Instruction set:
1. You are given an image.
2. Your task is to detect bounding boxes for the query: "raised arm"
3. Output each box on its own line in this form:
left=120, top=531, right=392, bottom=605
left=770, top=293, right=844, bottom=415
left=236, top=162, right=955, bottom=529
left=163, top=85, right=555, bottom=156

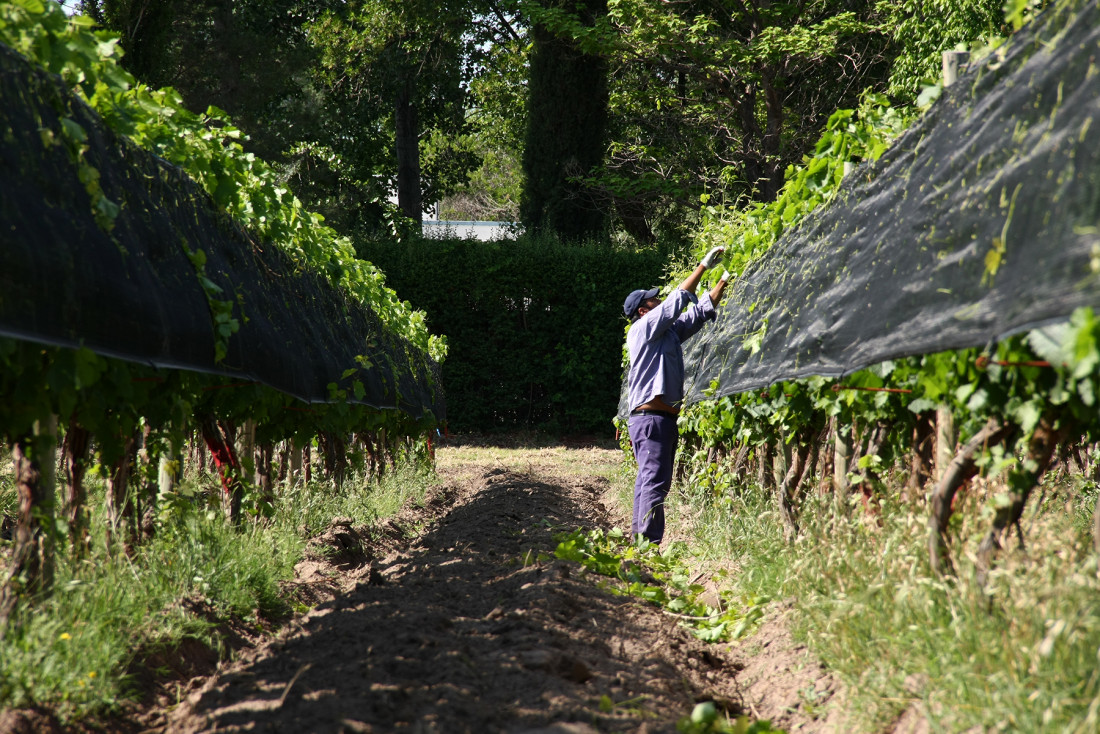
left=709, top=270, right=731, bottom=304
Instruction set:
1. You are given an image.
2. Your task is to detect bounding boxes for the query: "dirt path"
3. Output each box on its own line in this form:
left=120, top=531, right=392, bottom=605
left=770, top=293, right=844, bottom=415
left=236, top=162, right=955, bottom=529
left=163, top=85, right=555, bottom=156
left=153, top=440, right=843, bottom=734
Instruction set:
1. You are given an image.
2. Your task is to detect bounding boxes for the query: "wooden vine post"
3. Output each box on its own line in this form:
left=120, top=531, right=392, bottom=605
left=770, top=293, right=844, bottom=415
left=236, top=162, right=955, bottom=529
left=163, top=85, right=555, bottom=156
left=240, top=419, right=256, bottom=488
left=257, top=441, right=274, bottom=507
left=755, top=442, right=771, bottom=494
left=833, top=419, right=852, bottom=512
left=1094, top=491, right=1100, bottom=556
left=158, top=434, right=181, bottom=500
left=934, top=406, right=955, bottom=485
left=288, top=440, right=303, bottom=487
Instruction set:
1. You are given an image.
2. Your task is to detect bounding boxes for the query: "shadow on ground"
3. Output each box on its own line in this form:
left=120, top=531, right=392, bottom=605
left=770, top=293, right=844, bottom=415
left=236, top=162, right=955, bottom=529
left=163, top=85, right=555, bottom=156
left=163, top=467, right=743, bottom=734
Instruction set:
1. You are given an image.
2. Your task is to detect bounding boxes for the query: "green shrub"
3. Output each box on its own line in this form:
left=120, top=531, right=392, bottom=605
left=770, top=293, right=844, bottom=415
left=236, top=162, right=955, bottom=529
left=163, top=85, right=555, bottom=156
left=357, top=232, right=672, bottom=433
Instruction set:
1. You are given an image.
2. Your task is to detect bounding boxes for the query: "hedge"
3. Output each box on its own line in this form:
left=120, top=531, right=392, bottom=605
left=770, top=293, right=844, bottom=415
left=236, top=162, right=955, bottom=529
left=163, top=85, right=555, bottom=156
left=356, top=234, right=670, bottom=434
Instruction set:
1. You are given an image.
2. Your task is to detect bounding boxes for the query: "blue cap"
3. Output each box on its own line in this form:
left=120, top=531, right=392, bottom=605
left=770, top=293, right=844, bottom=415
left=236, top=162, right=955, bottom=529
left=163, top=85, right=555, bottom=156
left=623, top=287, right=660, bottom=318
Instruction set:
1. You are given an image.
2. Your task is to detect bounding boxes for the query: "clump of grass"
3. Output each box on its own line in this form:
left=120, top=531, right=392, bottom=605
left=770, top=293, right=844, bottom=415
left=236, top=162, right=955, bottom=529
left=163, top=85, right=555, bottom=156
left=272, top=461, right=435, bottom=537
left=651, top=461, right=1100, bottom=733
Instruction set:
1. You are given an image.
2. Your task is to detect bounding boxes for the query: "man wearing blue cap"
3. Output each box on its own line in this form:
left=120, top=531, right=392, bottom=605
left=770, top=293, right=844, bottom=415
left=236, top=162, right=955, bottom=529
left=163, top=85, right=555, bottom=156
left=623, top=246, right=729, bottom=545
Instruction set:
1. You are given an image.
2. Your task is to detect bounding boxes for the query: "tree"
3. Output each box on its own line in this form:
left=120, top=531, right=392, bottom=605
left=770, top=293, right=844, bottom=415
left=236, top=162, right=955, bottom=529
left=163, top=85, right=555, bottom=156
left=882, top=0, right=1016, bottom=100
left=531, top=0, right=1028, bottom=244
left=79, top=0, right=483, bottom=232
left=439, top=10, right=529, bottom=223
left=520, top=0, right=610, bottom=240
left=310, top=0, right=483, bottom=224
left=526, top=0, right=891, bottom=242
left=77, top=0, right=382, bottom=230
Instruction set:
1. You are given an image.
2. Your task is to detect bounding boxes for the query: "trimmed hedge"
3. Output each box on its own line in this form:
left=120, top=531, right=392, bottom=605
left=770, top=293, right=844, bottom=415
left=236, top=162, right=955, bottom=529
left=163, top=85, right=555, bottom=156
left=356, top=235, right=670, bottom=434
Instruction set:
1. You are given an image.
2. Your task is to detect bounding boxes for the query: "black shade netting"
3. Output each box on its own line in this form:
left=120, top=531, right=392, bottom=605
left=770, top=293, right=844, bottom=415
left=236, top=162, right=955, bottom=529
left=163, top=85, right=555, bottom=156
left=0, top=44, right=443, bottom=421
left=620, top=0, right=1100, bottom=416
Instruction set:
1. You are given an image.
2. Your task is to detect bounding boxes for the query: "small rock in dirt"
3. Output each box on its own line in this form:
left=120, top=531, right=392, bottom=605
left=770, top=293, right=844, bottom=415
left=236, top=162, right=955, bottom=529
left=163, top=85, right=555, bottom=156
left=517, top=649, right=558, bottom=670
left=515, top=650, right=592, bottom=684
left=339, top=719, right=373, bottom=733
left=561, top=657, right=592, bottom=684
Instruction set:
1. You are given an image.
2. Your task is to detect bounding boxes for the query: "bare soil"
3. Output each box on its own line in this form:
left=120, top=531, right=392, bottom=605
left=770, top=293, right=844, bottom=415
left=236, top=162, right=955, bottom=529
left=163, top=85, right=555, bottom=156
left=11, top=437, right=852, bottom=733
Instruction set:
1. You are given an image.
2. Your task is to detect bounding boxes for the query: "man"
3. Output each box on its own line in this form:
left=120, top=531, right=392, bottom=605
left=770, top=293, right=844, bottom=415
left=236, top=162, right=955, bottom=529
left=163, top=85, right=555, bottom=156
left=623, top=246, right=729, bottom=545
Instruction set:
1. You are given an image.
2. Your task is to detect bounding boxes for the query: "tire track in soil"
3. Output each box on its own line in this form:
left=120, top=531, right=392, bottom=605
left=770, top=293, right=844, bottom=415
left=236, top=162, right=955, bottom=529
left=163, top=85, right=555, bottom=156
left=160, top=466, right=748, bottom=734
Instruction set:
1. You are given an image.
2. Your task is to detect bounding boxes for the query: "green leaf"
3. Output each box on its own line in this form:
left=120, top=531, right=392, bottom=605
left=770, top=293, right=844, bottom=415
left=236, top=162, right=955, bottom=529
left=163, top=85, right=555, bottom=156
left=12, top=0, right=46, bottom=13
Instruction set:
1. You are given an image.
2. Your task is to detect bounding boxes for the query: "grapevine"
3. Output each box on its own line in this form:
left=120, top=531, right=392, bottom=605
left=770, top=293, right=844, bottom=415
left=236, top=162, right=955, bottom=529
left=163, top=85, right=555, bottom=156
left=0, top=0, right=446, bottom=631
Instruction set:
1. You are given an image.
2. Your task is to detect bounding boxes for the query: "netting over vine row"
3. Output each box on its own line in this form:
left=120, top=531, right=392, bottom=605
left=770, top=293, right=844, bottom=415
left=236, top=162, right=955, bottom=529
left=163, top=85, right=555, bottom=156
left=0, top=44, right=442, bottom=420
left=636, top=0, right=1100, bottom=411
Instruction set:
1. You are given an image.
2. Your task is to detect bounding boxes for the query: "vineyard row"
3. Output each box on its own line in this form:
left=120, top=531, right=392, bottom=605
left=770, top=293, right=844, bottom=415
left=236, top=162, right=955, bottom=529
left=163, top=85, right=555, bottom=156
left=655, top=311, right=1100, bottom=579
left=0, top=337, right=435, bottom=629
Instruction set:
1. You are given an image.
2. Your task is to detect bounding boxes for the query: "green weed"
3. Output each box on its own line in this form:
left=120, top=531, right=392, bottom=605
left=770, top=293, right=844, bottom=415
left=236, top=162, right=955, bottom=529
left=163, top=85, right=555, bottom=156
left=554, top=525, right=767, bottom=644
left=0, top=460, right=434, bottom=721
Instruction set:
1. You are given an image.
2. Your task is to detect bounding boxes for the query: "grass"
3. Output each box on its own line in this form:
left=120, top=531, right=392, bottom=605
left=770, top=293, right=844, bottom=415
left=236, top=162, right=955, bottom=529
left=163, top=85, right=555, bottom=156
left=0, top=457, right=435, bottom=721
left=644, top=454, right=1100, bottom=733
left=434, top=431, right=623, bottom=484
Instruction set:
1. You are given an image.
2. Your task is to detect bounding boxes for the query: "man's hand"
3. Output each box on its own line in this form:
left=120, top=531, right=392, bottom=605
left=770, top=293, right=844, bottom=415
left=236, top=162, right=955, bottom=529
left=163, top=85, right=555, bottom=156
left=700, top=246, right=725, bottom=269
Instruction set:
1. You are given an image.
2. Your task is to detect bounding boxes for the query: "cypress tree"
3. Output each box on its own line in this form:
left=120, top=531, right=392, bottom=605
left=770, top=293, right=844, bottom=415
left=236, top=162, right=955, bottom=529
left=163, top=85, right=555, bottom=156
left=520, top=0, right=608, bottom=240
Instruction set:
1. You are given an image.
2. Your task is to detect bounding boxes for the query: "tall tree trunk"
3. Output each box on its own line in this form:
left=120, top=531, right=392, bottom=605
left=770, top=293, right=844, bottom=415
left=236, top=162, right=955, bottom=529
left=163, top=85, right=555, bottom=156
left=395, top=75, right=422, bottom=224
left=759, top=67, right=785, bottom=200
left=520, top=0, right=609, bottom=239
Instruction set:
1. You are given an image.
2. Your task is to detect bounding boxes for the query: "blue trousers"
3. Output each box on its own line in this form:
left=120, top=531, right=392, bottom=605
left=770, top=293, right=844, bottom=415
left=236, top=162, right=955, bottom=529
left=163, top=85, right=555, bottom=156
left=627, top=413, right=678, bottom=544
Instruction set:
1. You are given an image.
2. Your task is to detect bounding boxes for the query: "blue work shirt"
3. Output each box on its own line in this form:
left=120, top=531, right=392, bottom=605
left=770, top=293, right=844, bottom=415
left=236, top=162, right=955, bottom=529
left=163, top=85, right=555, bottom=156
left=626, top=289, right=717, bottom=411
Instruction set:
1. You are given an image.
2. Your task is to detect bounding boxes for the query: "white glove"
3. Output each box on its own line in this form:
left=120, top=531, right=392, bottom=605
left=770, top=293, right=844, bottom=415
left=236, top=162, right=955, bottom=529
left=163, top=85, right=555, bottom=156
left=700, top=246, right=725, bottom=269
left=720, top=270, right=731, bottom=282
